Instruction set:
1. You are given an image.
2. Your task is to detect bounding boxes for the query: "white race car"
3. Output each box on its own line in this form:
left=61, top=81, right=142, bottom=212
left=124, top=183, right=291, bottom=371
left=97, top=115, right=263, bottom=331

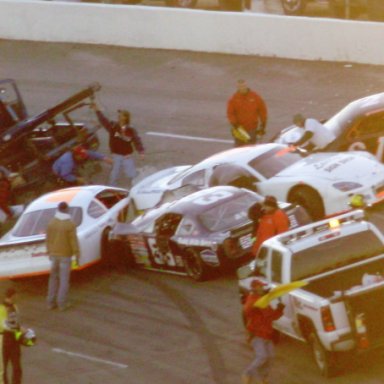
left=130, top=143, right=384, bottom=220
left=0, top=185, right=130, bottom=280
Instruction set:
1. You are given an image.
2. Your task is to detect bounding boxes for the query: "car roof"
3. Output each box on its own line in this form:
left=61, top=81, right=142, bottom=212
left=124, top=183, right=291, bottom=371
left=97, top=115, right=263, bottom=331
left=24, top=185, right=126, bottom=213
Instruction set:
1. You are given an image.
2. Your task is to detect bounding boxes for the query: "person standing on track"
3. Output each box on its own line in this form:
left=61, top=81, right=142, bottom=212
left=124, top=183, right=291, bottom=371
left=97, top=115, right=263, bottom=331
left=227, top=79, right=268, bottom=147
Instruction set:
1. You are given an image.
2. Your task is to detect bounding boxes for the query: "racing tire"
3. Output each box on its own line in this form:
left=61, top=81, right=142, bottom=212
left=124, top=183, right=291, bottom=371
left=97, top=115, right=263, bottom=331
left=101, top=228, right=113, bottom=266
left=183, top=248, right=209, bottom=282
left=288, top=186, right=325, bottom=221
left=309, top=333, right=338, bottom=378
left=280, top=0, right=306, bottom=15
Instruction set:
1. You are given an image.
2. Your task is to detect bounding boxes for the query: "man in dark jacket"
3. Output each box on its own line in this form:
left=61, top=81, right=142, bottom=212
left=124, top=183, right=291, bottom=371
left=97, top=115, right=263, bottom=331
left=46, top=202, right=79, bottom=311
left=91, top=102, right=144, bottom=187
left=242, top=279, right=284, bottom=384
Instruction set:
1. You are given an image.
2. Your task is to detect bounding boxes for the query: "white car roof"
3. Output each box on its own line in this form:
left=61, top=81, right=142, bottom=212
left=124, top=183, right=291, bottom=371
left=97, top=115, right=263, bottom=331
left=24, top=185, right=123, bottom=213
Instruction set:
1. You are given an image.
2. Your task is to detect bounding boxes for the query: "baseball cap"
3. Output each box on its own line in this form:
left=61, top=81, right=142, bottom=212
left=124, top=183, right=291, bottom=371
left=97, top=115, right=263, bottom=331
left=73, top=146, right=88, bottom=160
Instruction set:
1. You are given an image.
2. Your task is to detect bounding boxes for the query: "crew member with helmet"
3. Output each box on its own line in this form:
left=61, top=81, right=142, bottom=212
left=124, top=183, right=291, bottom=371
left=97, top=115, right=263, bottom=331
left=289, top=113, right=336, bottom=151
left=227, top=79, right=268, bottom=147
left=52, top=146, right=112, bottom=186
left=242, top=279, right=285, bottom=384
left=252, top=196, right=290, bottom=257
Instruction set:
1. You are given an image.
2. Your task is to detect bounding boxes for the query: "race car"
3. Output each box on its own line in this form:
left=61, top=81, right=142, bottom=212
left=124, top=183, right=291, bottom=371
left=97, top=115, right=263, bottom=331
left=130, top=143, right=384, bottom=221
left=109, top=186, right=311, bottom=281
left=273, top=92, right=384, bottom=162
left=0, top=185, right=130, bottom=280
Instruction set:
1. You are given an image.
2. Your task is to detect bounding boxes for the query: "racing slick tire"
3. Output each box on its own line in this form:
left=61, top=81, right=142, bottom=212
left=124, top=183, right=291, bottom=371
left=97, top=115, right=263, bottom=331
left=183, top=248, right=209, bottom=282
left=101, top=227, right=114, bottom=266
left=280, top=0, right=306, bottom=15
left=288, top=186, right=325, bottom=221
left=309, top=332, right=338, bottom=377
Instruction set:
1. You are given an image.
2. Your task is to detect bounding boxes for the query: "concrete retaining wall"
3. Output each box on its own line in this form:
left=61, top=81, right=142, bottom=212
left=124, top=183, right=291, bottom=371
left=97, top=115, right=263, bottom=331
left=0, top=0, right=383, bottom=65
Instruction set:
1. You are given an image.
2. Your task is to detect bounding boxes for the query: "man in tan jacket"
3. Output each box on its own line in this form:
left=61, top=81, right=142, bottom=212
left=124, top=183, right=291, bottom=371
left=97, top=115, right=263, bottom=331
left=46, top=202, right=79, bottom=311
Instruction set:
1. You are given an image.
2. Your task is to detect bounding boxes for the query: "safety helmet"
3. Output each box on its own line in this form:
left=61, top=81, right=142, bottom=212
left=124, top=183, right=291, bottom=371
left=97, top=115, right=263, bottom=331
left=349, top=194, right=365, bottom=209
left=17, top=328, right=36, bottom=347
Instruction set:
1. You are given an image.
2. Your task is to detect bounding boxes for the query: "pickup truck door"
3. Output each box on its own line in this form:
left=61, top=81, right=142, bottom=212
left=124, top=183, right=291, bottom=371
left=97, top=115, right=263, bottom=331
left=269, top=249, right=302, bottom=339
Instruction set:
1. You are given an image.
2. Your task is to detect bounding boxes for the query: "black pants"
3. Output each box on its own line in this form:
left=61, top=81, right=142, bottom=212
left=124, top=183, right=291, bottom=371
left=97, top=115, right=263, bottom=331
left=3, top=332, right=22, bottom=384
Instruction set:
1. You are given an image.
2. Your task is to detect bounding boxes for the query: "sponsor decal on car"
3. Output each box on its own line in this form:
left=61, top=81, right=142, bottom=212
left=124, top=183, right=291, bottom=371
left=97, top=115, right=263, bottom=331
left=200, top=249, right=219, bottom=267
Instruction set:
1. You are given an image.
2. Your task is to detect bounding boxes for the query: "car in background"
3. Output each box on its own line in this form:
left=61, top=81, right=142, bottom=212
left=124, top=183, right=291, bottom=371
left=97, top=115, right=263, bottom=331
left=109, top=186, right=311, bottom=281
left=281, top=0, right=384, bottom=20
left=273, top=92, right=384, bottom=162
left=79, top=0, right=244, bottom=11
left=0, top=185, right=129, bottom=280
left=130, top=143, right=384, bottom=221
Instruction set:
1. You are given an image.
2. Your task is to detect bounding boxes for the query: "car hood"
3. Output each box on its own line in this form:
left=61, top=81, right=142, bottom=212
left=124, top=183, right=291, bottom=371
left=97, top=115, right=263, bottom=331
left=273, top=125, right=303, bottom=145
left=131, top=165, right=191, bottom=194
left=275, top=152, right=383, bottom=181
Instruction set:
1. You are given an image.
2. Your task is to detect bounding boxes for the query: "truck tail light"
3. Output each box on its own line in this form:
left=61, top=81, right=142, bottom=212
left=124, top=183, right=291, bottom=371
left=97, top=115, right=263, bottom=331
left=321, top=306, right=336, bottom=332
left=355, top=313, right=369, bottom=349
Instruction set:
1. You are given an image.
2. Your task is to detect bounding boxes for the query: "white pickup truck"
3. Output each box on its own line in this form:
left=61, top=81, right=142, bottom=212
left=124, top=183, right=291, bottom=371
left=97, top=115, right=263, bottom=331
left=237, top=209, right=384, bottom=377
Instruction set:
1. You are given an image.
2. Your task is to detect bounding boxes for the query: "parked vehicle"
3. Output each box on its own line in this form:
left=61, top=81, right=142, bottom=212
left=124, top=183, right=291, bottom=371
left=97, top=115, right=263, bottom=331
left=238, top=209, right=384, bottom=376
left=0, top=185, right=130, bottom=280
left=0, top=79, right=101, bottom=202
left=281, top=0, right=384, bottom=20
left=130, top=143, right=384, bottom=221
left=109, top=186, right=311, bottom=281
left=273, top=92, right=384, bottom=162
left=80, top=0, right=244, bottom=11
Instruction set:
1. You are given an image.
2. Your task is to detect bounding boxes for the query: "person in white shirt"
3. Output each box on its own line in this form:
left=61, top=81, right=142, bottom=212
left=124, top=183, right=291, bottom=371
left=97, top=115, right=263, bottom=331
left=290, top=113, right=336, bottom=150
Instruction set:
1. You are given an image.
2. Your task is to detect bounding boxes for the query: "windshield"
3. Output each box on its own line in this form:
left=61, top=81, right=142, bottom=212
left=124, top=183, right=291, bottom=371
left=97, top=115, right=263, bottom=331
left=198, top=193, right=256, bottom=232
left=291, top=230, right=384, bottom=281
left=248, top=147, right=303, bottom=179
left=12, top=207, right=82, bottom=237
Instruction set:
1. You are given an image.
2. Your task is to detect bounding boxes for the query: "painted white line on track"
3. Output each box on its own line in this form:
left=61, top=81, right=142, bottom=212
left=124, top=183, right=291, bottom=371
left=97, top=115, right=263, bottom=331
left=146, top=131, right=232, bottom=144
left=52, top=348, right=128, bottom=369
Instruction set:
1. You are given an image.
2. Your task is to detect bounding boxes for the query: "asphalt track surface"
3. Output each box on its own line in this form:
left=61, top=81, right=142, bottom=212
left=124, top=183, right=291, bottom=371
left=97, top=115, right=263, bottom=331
left=1, top=38, right=384, bottom=384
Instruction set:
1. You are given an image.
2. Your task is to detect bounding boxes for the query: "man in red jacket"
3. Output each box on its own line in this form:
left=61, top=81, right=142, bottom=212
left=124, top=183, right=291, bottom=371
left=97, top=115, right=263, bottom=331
left=252, top=196, right=290, bottom=257
left=227, top=79, right=268, bottom=147
left=242, top=279, right=285, bottom=384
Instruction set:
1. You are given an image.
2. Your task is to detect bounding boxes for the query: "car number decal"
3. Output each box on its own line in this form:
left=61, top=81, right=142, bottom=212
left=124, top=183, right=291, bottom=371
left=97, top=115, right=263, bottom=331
left=147, top=237, right=177, bottom=267
left=192, top=190, right=233, bottom=206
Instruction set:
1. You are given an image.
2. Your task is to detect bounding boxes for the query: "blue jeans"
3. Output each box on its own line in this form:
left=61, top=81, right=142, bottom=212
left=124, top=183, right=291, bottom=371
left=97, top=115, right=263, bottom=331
left=109, top=154, right=137, bottom=186
left=243, top=336, right=275, bottom=381
left=47, top=256, right=71, bottom=309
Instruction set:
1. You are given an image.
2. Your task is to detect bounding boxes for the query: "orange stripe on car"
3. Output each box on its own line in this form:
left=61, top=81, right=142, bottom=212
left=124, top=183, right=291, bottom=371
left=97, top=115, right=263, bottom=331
left=45, top=188, right=83, bottom=203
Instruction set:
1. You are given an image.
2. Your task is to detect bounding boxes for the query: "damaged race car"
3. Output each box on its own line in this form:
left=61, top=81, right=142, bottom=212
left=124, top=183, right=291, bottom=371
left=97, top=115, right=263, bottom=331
left=0, top=185, right=130, bottom=280
left=0, top=79, right=101, bottom=203
left=273, top=92, right=384, bottom=162
left=109, top=186, right=311, bottom=281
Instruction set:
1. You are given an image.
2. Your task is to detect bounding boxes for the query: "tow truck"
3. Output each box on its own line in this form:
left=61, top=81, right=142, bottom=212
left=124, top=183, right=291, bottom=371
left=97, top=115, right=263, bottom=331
left=238, top=210, right=384, bottom=376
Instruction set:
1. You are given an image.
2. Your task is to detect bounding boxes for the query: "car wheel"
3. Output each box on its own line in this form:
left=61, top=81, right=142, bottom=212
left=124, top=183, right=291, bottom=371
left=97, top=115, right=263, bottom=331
left=101, top=227, right=113, bottom=265
left=288, top=186, right=325, bottom=221
left=309, top=333, right=338, bottom=377
left=280, top=0, right=306, bottom=15
left=183, top=248, right=209, bottom=281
